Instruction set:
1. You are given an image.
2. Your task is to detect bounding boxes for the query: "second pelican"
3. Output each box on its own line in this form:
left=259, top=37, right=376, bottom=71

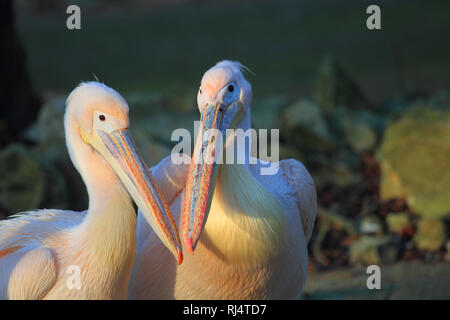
left=129, top=61, right=317, bottom=299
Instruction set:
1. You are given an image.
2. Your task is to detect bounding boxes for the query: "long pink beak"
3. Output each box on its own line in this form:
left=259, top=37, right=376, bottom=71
left=181, top=100, right=244, bottom=252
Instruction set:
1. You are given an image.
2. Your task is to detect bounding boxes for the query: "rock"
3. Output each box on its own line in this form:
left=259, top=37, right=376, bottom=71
left=345, top=122, right=376, bottom=153
left=358, top=215, right=383, bottom=235
left=313, top=55, right=371, bottom=115
left=0, top=144, right=44, bottom=216
left=386, top=212, right=411, bottom=234
left=378, top=106, right=450, bottom=219
left=281, top=98, right=335, bottom=153
left=349, top=236, right=398, bottom=265
left=414, top=219, right=446, bottom=251
left=330, top=107, right=383, bottom=153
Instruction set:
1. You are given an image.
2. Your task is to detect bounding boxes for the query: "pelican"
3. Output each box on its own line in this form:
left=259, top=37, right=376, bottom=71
left=0, top=82, right=182, bottom=299
left=129, top=61, right=317, bottom=299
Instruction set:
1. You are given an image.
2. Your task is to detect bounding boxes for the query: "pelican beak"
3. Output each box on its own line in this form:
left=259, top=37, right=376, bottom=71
left=181, top=99, right=245, bottom=253
left=80, top=127, right=183, bottom=264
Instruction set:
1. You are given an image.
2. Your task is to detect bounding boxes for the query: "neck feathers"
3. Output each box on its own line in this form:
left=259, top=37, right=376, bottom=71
left=64, top=104, right=136, bottom=266
left=202, top=164, right=286, bottom=264
left=74, top=186, right=136, bottom=272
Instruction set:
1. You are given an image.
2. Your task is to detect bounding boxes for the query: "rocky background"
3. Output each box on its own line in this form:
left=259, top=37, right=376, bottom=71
left=1, top=0, right=449, bottom=299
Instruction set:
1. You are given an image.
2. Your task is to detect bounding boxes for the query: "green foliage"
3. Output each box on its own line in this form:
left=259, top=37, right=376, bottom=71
left=386, top=213, right=411, bottom=234
left=379, top=106, right=450, bottom=219
left=314, top=55, right=370, bottom=115
left=282, top=98, right=335, bottom=153
left=17, top=0, right=450, bottom=98
left=0, top=144, right=44, bottom=215
left=414, top=219, right=446, bottom=251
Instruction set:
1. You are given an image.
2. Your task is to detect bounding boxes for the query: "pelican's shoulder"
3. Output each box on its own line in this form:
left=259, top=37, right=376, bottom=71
left=278, top=159, right=315, bottom=195
left=250, top=158, right=317, bottom=242
left=279, top=159, right=317, bottom=242
left=0, top=209, right=85, bottom=253
left=151, top=154, right=190, bottom=201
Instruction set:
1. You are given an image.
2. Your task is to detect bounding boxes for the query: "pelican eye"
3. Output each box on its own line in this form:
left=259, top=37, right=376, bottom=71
left=199, top=87, right=202, bottom=94
left=99, top=115, right=106, bottom=121
left=227, top=85, right=234, bottom=92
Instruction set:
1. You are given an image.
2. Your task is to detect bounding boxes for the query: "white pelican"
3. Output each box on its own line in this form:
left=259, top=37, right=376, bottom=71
left=129, top=61, right=317, bottom=299
left=0, top=82, right=182, bottom=299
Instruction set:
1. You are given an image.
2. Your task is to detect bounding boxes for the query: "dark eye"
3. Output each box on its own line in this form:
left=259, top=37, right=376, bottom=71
left=99, top=114, right=106, bottom=121
left=227, top=85, right=234, bottom=92
left=199, top=87, right=202, bottom=94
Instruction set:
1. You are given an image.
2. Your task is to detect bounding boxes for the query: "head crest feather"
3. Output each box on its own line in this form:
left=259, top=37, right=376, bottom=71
left=215, top=60, right=255, bottom=76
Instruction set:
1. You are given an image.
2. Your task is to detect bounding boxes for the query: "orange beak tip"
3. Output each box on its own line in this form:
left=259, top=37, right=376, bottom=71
left=177, top=251, right=183, bottom=265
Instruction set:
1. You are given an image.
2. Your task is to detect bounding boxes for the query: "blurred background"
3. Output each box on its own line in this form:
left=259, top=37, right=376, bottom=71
left=1, top=0, right=449, bottom=299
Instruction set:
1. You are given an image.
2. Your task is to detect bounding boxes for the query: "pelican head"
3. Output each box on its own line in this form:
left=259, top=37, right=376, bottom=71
left=182, top=61, right=252, bottom=252
left=65, top=82, right=182, bottom=263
